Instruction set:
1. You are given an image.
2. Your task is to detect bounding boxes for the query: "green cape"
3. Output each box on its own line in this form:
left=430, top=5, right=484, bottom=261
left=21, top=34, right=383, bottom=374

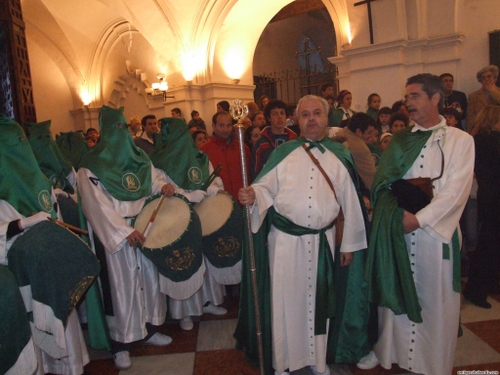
left=365, top=126, right=432, bottom=323
left=55, top=131, right=89, bottom=170
left=0, top=114, right=56, bottom=218
left=234, top=136, right=372, bottom=373
left=25, top=119, right=75, bottom=194
left=150, top=117, right=209, bottom=190
left=79, top=106, right=152, bottom=201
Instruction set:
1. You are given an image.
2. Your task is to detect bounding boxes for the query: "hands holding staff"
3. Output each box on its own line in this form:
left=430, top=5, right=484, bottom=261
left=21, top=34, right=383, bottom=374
left=238, top=186, right=255, bottom=206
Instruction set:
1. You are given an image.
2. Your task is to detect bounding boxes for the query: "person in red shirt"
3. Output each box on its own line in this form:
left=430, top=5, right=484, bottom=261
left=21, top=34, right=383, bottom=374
left=200, top=111, right=251, bottom=201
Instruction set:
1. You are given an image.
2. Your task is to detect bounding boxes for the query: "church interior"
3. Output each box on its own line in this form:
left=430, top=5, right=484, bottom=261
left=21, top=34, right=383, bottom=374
left=1, top=0, right=500, bottom=374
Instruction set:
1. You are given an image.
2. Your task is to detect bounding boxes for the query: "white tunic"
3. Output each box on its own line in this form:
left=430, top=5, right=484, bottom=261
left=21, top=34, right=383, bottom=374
left=250, top=145, right=367, bottom=373
left=77, top=165, right=168, bottom=343
left=374, top=119, right=474, bottom=375
left=0, top=195, right=89, bottom=375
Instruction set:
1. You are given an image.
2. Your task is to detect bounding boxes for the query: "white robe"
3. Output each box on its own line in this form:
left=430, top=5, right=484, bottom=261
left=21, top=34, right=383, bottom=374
left=250, top=145, right=367, bottom=373
left=77, top=165, right=168, bottom=343
left=374, top=119, right=474, bottom=375
left=0, top=195, right=89, bottom=375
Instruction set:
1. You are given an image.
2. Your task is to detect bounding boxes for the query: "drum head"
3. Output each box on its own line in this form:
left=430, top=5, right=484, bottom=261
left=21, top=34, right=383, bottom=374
left=194, top=192, right=233, bottom=236
left=134, top=196, right=190, bottom=248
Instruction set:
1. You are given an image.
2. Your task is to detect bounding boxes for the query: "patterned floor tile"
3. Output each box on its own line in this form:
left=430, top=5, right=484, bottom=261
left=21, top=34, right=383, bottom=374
left=454, top=325, right=500, bottom=366
left=82, top=293, right=500, bottom=375
left=193, top=348, right=260, bottom=375
left=196, top=318, right=237, bottom=351
left=348, top=363, right=414, bottom=375
left=460, top=296, right=500, bottom=323
left=463, top=319, right=500, bottom=354
left=122, top=353, right=195, bottom=375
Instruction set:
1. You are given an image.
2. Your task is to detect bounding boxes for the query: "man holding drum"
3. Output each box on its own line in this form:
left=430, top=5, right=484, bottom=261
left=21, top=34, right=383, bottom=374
left=1, top=114, right=100, bottom=375
left=78, top=106, right=176, bottom=370
left=237, top=95, right=370, bottom=375
left=150, top=118, right=239, bottom=331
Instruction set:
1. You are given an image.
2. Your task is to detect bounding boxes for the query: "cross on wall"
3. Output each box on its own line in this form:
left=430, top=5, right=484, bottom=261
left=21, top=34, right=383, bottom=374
left=353, top=0, right=378, bottom=44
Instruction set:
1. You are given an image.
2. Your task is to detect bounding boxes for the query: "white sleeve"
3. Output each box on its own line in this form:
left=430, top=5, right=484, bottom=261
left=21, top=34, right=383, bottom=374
left=77, top=168, right=134, bottom=253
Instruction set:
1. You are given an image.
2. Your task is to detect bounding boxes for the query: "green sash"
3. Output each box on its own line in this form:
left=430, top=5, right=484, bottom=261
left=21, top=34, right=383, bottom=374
left=79, top=106, right=152, bottom=201
left=269, top=208, right=335, bottom=335
left=150, top=118, right=210, bottom=190
left=366, top=126, right=460, bottom=324
left=234, top=136, right=371, bottom=373
left=78, top=195, right=111, bottom=350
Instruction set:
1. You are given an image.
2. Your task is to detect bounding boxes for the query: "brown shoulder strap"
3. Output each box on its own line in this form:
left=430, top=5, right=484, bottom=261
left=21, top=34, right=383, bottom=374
left=302, top=143, right=339, bottom=201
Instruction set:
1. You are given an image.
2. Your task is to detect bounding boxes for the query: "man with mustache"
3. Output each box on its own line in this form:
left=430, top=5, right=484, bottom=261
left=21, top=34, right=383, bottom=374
left=367, top=73, right=474, bottom=375
left=237, top=95, right=370, bottom=375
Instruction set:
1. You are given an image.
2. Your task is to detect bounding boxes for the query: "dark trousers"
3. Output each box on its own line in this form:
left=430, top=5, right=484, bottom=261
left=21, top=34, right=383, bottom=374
left=464, top=216, right=500, bottom=300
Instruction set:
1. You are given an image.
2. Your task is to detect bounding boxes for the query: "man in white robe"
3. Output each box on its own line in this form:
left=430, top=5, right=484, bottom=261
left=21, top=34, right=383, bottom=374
left=238, top=95, right=367, bottom=375
left=367, top=74, right=474, bottom=375
left=77, top=106, right=175, bottom=370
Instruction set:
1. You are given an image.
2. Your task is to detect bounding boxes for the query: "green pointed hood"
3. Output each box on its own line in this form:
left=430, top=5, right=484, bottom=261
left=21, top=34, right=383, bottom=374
left=56, top=131, right=89, bottom=170
left=0, top=114, right=56, bottom=218
left=150, top=117, right=209, bottom=190
left=25, top=119, right=75, bottom=194
left=79, top=106, right=152, bottom=201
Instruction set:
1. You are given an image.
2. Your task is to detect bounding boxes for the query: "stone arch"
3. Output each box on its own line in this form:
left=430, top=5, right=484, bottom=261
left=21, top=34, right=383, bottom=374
left=205, top=0, right=350, bottom=85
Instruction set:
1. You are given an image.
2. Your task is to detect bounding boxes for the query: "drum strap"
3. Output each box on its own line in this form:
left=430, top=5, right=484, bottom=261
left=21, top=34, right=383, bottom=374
left=302, top=144, right=344, bottom=247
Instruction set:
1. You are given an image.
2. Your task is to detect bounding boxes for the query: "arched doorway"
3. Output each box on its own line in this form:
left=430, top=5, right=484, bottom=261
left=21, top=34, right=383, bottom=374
left=252, top=1, right=338, bottom=105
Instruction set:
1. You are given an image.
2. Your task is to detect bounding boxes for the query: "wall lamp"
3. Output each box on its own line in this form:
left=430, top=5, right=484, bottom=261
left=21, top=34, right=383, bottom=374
left=145, top=73, right=175, bottom=101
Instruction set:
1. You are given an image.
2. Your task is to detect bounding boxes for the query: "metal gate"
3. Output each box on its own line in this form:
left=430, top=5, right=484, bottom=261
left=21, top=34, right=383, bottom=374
left=253, top=62, right=338, bottom=105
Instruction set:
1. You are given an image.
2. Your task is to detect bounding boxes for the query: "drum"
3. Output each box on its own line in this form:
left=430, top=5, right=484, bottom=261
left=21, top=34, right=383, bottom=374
left=8, top=221, right=100, bottom=355
left=133, top=194, right=205, bottom=299
left=193, top=192, right=243, bottom=284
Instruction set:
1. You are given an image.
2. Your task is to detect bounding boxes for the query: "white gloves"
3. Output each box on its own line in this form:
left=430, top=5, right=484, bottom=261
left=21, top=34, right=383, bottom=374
left=206, top=185, right=221, bottom=197
left=19, top=212, right=51, bottom=230
left=186, top=190, right=207, bottom=203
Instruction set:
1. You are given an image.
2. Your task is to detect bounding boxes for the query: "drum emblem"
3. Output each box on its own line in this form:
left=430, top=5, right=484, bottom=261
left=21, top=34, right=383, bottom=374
left=68, top=275, right=95, bottom=309
left=38, top=190, right=53, bottom=212
left=122, top=173, right=141, bottom=192
left=187, top=167, right=203, bottom=184
left=166, top=248, right=196, bottom=271
left=214, top=236, right=240, bottom=258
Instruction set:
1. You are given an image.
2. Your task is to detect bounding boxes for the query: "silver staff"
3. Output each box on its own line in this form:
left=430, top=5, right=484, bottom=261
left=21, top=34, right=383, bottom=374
left=230, top=99, right=265, bottom=375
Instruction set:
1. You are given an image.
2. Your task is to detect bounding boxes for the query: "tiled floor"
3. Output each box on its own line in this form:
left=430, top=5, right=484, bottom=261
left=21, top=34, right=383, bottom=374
left=83, top=287, right=500, bottom=375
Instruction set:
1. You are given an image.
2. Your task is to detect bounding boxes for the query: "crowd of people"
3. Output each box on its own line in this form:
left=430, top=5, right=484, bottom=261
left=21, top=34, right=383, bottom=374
left=1, top=66, right=499, bottom=375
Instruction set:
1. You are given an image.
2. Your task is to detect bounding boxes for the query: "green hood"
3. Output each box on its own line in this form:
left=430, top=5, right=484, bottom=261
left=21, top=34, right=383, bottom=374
left=0, top=114, right=56, bottom=218
left=79, top=106, right=152, bottom=201
left=150, top=117, right=209, bottom=190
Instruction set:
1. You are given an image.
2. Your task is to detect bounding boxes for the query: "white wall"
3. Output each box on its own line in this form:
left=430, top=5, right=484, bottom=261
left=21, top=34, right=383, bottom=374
left=28, top=40, right=75, bottom=135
